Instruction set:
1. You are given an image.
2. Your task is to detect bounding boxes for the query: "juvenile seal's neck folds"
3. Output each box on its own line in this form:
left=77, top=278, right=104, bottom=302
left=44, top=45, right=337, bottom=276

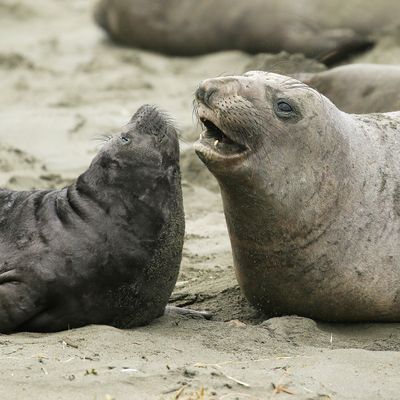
left=0, top=105, right=185, bottom=333
left=193, top=71, right=400, bottom=322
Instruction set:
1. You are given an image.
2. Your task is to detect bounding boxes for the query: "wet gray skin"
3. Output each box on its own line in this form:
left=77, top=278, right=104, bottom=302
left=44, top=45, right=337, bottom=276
left=194, top=71, right=400, bottom=322
left=0, top=105, right=184, bottom=333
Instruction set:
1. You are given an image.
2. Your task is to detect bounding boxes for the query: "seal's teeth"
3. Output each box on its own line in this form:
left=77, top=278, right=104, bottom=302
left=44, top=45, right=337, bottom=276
left=200, top=132, right=204, bottom=139
left=214, top=140, right=219, bottom=147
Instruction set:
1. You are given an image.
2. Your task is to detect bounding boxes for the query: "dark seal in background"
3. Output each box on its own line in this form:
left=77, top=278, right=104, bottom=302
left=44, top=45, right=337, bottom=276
left=0, top=105, right=184, bottom=333
left=91, top=0, right=394, bottom=63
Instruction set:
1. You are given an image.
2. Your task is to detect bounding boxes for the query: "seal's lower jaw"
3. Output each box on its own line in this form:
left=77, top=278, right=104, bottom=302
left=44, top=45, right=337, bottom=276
left=194, top=118, right=248, bottom=163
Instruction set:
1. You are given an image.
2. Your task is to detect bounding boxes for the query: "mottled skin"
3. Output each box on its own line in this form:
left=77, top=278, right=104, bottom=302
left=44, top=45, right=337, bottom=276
left=0, top=105, right=184, bottom=333
left=93, top=0, right=382, bottom=63
left=298, top=64, right=400, bottom=113
left=194, top=71, right=400, bottom=322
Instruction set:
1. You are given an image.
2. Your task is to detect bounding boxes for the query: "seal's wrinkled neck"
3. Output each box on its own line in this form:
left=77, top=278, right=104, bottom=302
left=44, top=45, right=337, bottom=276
left=217, top=130, right=354, bottom=253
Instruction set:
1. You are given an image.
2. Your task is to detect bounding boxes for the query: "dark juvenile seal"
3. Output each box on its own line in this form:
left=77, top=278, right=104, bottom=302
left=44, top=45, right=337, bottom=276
left=93, top=0, right=380, bottom=63
left=0, top=105, right=184, bottom=333
left=194, top=71, right=400, bottom=322
left=297, top=64, right=400, bottom=113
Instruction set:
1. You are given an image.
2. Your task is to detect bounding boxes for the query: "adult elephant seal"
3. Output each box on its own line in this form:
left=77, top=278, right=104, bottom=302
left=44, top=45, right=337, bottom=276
left=194, top=71, right=400, bottom=322
left=0, top=105, right=184, bottom=333
left=93, top=0, right=380, bottom=64
left=297, top=64, right=400, bottom=114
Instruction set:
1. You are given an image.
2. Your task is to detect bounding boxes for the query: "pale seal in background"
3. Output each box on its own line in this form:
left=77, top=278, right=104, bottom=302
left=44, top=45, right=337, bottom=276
left=298, top=64, right=400, bottom=113
left=0, top=105, right=184, bottom=333
left=194, top=71, right=400, bottom=322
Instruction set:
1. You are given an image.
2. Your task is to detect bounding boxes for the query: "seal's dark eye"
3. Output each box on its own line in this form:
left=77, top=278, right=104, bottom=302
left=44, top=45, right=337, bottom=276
left=120, top=136, right=130, bottom=144
left=277, top=100, right=293, bottom=113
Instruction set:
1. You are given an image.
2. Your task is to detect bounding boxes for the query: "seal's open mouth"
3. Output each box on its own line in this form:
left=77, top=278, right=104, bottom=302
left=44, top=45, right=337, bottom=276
left=195, top=117, right=247, bottom=159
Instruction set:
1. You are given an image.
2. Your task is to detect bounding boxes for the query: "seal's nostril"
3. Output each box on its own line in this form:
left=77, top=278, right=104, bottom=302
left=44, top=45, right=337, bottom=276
left=196, top=85, right=218, bottom=107
left=195, top=87, right=206, bottom=102
left=204, top=87, right=218, bottom=106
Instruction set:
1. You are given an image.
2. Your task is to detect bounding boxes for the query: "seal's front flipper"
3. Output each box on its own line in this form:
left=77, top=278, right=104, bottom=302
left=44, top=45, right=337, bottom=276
left=316, top=29, right=374, bottom=65
left=0, top=281, right=44, bottom=334
left=286, top=26, right=373, bottom=66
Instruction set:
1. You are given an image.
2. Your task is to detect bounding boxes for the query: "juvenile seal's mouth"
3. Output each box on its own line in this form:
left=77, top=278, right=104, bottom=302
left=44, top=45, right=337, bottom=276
left=194, top=115, right=248, bottom=161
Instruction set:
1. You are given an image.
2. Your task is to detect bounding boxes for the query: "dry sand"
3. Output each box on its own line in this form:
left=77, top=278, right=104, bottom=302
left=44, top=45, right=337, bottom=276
left=1, top=1, right=400, bottom=399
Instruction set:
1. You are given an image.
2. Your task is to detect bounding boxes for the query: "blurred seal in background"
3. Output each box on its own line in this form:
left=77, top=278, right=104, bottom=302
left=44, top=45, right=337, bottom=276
left=297, top=64, right=400, bottom=113
left=92, top=0, right=400, bottom=63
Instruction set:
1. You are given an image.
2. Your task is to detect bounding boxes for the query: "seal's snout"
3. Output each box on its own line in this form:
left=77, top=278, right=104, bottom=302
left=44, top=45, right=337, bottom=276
left=194, top=77, right=252, bottom=164
left=129, top=104, right=163, bottom=132
left=195, top=82, right=219, bottom=107
left=125, top=105, right=179, bottom=164
left=196, top=77, right=245, bottom=108
left=129, top=104, right=175, bottom=139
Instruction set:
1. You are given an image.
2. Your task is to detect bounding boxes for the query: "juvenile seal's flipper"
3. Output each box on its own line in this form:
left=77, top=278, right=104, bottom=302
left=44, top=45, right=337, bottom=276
left=0, top=281, right=44, bottom=333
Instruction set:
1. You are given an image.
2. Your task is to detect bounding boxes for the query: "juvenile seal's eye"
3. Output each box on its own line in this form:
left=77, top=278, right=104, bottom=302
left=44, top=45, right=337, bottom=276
left=277, top=100, right=293, bottom=112
left=120, top=136, right=130, bottom=144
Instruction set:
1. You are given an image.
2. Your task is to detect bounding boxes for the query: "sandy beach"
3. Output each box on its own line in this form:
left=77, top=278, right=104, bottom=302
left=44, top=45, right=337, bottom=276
left=1, top=1, right=400, bottom=399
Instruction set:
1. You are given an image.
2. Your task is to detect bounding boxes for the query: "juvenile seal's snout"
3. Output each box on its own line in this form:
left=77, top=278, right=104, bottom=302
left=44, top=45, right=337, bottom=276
left=129, top=104, right=169, bottom=136
left=125, top=104, right=180, bottom=167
